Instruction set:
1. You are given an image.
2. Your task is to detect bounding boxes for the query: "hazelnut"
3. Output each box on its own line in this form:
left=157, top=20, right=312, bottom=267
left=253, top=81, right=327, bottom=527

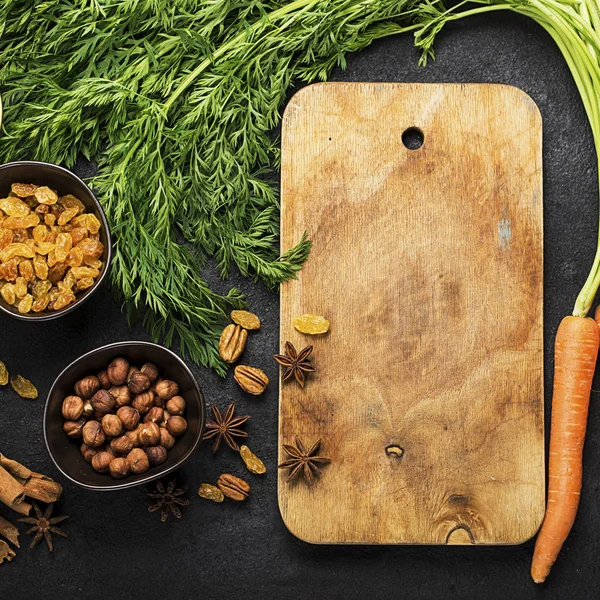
left=159, top=427, right=175, bottom=450
left=128, top=371, right=151, bottom=395
left=145, top=445, right=167, bottom=466
left=82, top=400, right=94, bottom=418
left=166, top=396, right=185, bottom=416
left=126, top=365, right=140, bottom=381
left=91, top=389, right=116, bottom=414
left=125, top=429, right=141, bottom=448
left=155, top=379, right=179, bottom=401
left=109, top=385, right=131, bottom=408
left=104, top=445, right=117, bottom=458
left=140, top=362, right=159, bottom=383
left=74, top=375, right=100, bottom=398
left=94, top=410, right=106, bottom=421
left=131, top=390, right=154, bottom=415
left=138, top=422, right=160, bottom=446
left=126, top=448, right=150, bottom=474
left=63, top=418, right=86, bottom=438
left=166, top=415, right=187, bottom=437
left=91, top=451, right=113, bottom=473
left=97, top=370, right=111, bottom=389
left=110, top=435, right=134, bottom=455
left=160, top=411, right=171, bottom=427
left=102, top=414, right=123, bottom=437
left=109, top=457, right=130, bottom=479
left=83, top=420, right=105, bottom=448
left=117, top=406, right=140, bottom=430
left=62, top=395, right=84, bottom=420
left=143, top=407, right=164, bottom=424
left=107, top=356, right=129, bottom=385
left=80, top=442, right=99, bottom=463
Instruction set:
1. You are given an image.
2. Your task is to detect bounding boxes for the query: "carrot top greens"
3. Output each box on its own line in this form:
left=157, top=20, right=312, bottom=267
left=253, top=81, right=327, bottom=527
left=0, top=0, right=599, bottom=371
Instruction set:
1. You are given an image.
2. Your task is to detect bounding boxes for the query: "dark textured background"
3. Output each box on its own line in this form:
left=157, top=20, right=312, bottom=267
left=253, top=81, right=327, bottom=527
left=1, top=12, right=600, bottom=600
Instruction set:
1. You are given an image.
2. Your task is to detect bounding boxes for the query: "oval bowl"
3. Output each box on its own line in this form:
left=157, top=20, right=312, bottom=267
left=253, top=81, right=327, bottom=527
left=44, top=341, right=205, bottom=491
left=0, top=160, right=111, bottom=321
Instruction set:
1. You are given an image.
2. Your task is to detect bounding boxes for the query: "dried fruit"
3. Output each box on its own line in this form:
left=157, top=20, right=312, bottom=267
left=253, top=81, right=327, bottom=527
left=57, top=207, right=79, bottom=226
left=1, top=283, right=16, bottom=305
left=14, top=276, right=27, bottom=298
left=217, top=473, right=250, bottom=501
left=10, top=374, right=38, bottom=399
left=18, top=259, right=34, bottom=281
left=231, top=310, right=261, bottom=330
left=0, top=229, right=14, bottom=250
left=198, top=483, right=225, bottom=503
left=234, top=365, right=269, bottom=395
left=0, top=360, right=8, bottom=386
left=240, top=445, right=266, bottom=475
left=0, top=196, right=31, bottom=217
left=34, top=186, right=58, bottom=205
left=218, top=323, right=247, bottom=363
left=17, top=293, right=34, bottom=314
left=3, top=214, right=40, bottom=229
left=60, top=194, right=86, bottom=213
left=0, top=243, right=35, bottom=262
left=293, top=314, right=330, bottom=335
left=11, top=183, right=37, bottom=198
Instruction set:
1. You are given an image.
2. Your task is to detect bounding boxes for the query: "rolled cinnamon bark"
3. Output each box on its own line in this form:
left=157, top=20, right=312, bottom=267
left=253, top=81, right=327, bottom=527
left=0, top=465, right=25, bottom=507
left=23, top=477, right=62, bottom=503
left=0, top=516, right=19, bottom=547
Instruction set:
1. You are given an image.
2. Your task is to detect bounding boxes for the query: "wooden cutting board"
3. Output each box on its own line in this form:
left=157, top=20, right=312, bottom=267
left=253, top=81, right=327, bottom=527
left=278, top=83, right=545, bottom=545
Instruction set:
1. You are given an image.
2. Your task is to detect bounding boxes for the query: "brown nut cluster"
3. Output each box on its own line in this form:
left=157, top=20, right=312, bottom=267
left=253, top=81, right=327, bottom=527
left=0, top=183, right=105, bottom=314
left=61, top=355, right=188, bottom=479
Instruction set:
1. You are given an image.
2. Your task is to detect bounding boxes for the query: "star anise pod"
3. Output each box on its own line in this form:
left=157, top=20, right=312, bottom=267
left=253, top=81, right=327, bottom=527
left=203, top=401, right=250, bottom=453
left=274, top=341, right=316, bottom=388
left=278, top=437, right=331, bottom=483
left=17, top=502, right=68, bottom=551
left=147, top=479, right=190, bottom=522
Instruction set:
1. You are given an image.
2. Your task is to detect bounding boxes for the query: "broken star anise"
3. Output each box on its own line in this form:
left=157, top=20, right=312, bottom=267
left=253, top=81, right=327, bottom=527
left=278, top=437, right=331, bottom=483
left=203, top=401, right=250, bottom=453
left=274, top=341, right=316, bottom=388
left=17, top=502, right=68, bottom=551
left=147, top=480, right=190, bottom=522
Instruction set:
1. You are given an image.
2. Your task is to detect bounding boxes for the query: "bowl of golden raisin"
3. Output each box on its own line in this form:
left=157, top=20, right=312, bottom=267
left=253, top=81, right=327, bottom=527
left=0, top=161, right=111, bottom=320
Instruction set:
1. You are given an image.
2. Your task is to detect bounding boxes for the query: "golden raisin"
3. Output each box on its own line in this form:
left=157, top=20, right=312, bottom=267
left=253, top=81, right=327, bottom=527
left=76, top=276, right=95, bottom=291
left=0, top=243, right=35, bottom=262
left=2, top=214, right=39, bottom=230
left=32, top=225, right=48, bottom=242
left=231, top=310, right=261, bottom=330
left=34, top=186, right=58, bottom=205
left=293, top=314, right=330, bottom=335
left=59, top=194, right=85, bottom=213
left=65, top=247, right=84, bottom=267
left=14, top=277, right=27, bottom=299
left=83, top=256, right=102, bottom=269
left=52, top=292, right=75, bottom=310
left=32, top=279, right=51, bottom=298
left=240, top=445, right=267, bottom=474
left=48, top=263, right=68, bottom=284
left=44, top=214, right=56, bottom=226
left=197, top=484, right=225, bottom=503
left=17, top=294, right=33, bottom=314
left=71, top=266, right=99, bottom=279
left=35, top=242, right=55, bottom=256
left=1, top=283, right=16, bottom=305
left=10, top=374, right=38, bottom=398
left=11, top=183, right=37, bottom=198
left=77, top=238, right=103, bottom=259
left=57, top=207, right=79, bottom=226
left=18, top=260, right=34, bottom=282
left=0, top=259, right=18, bottom=282
left=70, top=227, right=88, bottom=245
left=0, top=361, right=8, bottom=386
left=0, top=229, right=14, bottom=251
left=32, top=294, right=50, bottom=313
left=0, top=197, right=31, bottom=218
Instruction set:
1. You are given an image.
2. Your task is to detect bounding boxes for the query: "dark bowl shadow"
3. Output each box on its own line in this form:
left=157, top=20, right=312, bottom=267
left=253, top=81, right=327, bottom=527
left=44, top=341, right=205, bottom=491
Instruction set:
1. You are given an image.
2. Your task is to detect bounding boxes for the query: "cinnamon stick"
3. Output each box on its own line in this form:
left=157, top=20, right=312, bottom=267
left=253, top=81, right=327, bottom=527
left=23, top=477, right=63, bottom=503
left=0, top=454, right=61, bottom=503
left=0, top=454, right=31, bottom=482
left=0, top=540, right=15, bottom=564
left=0, top=465, right=25, bottom=507
left=0, top=516, right=19, bottom=548
left=9, top=500, right=31, bottom=516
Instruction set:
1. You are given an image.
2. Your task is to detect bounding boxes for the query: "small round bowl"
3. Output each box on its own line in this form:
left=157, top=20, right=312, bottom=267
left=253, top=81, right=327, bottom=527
left=44, top=341, right=205, bottom=491
left=0, top=160, right=111, bottom=321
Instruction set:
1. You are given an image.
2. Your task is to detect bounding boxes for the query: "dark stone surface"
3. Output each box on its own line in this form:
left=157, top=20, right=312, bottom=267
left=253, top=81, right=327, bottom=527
left=1, top=11, right=600, bottom=600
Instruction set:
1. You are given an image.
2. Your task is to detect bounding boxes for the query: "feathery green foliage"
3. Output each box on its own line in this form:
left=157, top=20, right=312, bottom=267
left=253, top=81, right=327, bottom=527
left=0, top=0, right=422, bottom=374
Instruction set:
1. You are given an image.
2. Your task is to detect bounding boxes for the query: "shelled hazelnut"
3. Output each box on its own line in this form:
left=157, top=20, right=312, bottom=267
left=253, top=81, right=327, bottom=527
left=107, top=357, right=129, bottom=386
left=62, top=356, right=189, bottom=480
left=62, top=395, right=84, bottom=420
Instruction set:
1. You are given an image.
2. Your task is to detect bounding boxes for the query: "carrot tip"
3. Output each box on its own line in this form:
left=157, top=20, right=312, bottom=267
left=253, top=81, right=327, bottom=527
left=532, top=576, right=545, bottom=584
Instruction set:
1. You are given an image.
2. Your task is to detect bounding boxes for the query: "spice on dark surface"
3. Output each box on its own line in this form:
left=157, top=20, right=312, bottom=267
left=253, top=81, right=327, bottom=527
left=274, top=342, right=316, bottom=388
left=278, top=437, right=331, bottom=483
left=203, top=402, right=250, bottom=453
left=17, top=503, right=68, bottom=551
left=147, top=480, right=190, bottom=522
left=9, top=375, right=38, bottom=399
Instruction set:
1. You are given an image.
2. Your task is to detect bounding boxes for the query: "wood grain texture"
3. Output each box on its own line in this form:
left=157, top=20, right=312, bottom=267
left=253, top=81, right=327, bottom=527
left=278, top=83, right=545, bottom=545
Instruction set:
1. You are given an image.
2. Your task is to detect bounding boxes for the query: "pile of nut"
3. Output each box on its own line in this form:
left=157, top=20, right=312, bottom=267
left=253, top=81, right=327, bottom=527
left=0, top=182, right=104, bottom=313
left=219, top=310, right=269, bottom=395
left=61, top=357, right=188, bottom=479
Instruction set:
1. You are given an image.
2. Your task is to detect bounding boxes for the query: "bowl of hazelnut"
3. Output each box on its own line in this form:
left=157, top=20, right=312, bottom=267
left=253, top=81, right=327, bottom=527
left=0, top=160, right=111, bottom=320
left=44, top=341, right=205, bottom=490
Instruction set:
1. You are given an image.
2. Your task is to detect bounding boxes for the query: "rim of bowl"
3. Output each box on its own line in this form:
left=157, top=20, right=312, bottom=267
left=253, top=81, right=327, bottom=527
left=43, top=340, right=205, bottom=491
left=0, top=160, right=112, bottom=321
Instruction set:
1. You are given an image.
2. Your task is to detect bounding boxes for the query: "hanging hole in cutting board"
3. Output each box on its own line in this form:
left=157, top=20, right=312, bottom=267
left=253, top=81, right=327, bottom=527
left=402, top=127, right=424, bottom=150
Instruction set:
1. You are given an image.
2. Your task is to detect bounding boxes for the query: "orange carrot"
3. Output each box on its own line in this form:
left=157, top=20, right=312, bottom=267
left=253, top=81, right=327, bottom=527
left=531, top=316, right=599, bottom=583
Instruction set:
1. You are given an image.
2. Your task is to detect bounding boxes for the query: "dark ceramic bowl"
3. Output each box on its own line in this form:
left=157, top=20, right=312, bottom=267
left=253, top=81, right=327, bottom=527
left=0, top=161, right=111, bottom=321
left=44, top=341, right=205, bottom=491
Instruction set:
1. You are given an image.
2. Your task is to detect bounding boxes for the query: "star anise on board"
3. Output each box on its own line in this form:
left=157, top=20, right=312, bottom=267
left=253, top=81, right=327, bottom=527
left=147, top=480, right=190, bottom=522
left=278, top=437, right=331, bottom=483
left=203, top=402, right=250, bottom=453
left=273, top=342, right=316, bottom=388
left=17, top=502, right=68, bottom=551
